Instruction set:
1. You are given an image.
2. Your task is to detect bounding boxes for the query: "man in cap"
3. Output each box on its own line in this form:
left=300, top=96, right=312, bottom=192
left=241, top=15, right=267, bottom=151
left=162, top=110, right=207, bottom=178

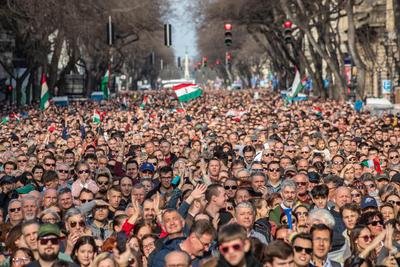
left=360, top=196, right=378, bottom=213
left=139, top=162, right=155, bottom=179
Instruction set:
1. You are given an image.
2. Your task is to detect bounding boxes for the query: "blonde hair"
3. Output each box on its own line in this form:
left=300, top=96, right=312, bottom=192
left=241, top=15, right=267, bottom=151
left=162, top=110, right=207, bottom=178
left=91, top=252, right=117, bottom=267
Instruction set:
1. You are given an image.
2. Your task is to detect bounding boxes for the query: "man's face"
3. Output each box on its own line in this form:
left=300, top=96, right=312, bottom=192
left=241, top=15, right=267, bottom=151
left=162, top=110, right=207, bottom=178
left=17, top=156, right=28, bottom=170
left=131, top=188, right=146, bottom=205
left=244, top=151, right=255, bottom=163
left=43, top=191, right=58, bottom=208
left=165, top=253, right=189, bottom=267
left=67, top=214, right=85, bottom=235
left=37, top=235, right=60, bottom=262
left=160, top=141, right=171, bottom=155
left=251, top=175, right=265, bottom=192
left=56, top=166, right=70, bottom=182
left=312, top=196, right=328, bottom=209
left=190, top=233, right=213, bottom=257
left=97, top=176, right=110, bottom=192
left=86, top=159, right=98, bottom=171
left=163, top=211, right=184, bottom=234
left=334, top=188, right=351, bottom=209
left=208, top=160, right=220, bottom=177
left=143, top=200, right=155, bottom=221
left=342, top=209, right=359, bottom=230
left=93, top=206, right=109, bottom=222
left=8, top=201, right=23, bottom=222
left=23, top=224, right=39, bottom=250
left=267, top=163, right=280, bottom=181
left=33, top=168, right=43, bottom=182
left=64, top=153, right=75, bottom=165
left=4, top=163, right=15, bottom=175
left=214, top=187, right=228, bottom=208
left=107, top=190, right=122, bottom=209
left=235, top=207, right=254, bottom=229
left=160, top=171, right=172, bottom=189
left=44, top=159, right=56, bottom=171
left=219, top=239, right=248, bottom=266
left=120, top=177, right=133, bottom=197
left=281, top=186, right=296, bottom=207
left=294, top=175, right=309, bottom=195
left=235, top=189, right=250, bottom=204
left=79, top=191, right=94, bottom=204
left=268, top=255, right=295, bottom=267
left=293, top=238, right=312, bottom=267
left=312, top=230, right=331, bottom=260
left=58, top=192, right=73, bottom=210
left=23, top=200, right=38, bottom=220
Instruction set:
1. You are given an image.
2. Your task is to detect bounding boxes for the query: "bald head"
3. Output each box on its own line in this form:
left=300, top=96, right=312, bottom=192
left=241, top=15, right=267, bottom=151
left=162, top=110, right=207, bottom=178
left=165, top=251, right=190, bottom=267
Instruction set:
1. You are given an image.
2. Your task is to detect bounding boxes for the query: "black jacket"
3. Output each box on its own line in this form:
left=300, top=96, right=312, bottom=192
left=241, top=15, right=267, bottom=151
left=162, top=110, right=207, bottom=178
left=217, top=253, right=262, bottom=267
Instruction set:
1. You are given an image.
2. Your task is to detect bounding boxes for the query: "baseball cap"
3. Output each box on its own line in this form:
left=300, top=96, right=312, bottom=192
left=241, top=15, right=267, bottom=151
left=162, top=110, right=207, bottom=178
left=37, top=223, right=61, bottom=239
left=308, top=172, right=321, bottom=183
left=139, top=162, right=155, bottom=173
left=360, top=196, right=378, bottom=210
left=376, top=173, right=390, bottom=181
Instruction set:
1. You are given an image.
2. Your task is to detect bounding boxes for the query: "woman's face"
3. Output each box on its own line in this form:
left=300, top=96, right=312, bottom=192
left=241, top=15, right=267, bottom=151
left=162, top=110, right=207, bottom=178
left=344, top=168, right=355, bottom=180
left=41, top=213, right=58, bottom=224
left=12, top=250, right=32, bottom=267
left=351, top=190, right=362, bottom=204
left=129, top=237, right=140, bottom=252
left=142, top=237, right=156, bottom=258
left=294, top=206, right=309, bottom=225
left=98, top=258, right=116, bottom=267
left=257, top=200, right=269, bottom=219
left=381, top=206, right=395, bottom=222
left=356, top=228, right=372, bottom=251
left=76, top=243, right=95, bottom=267
left=367, top=215, right=384, bottom=236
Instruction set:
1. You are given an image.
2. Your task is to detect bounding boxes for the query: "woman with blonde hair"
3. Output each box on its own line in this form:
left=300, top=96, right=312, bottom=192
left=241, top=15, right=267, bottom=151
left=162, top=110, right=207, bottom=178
left=340, top=164, right=356, bottom=185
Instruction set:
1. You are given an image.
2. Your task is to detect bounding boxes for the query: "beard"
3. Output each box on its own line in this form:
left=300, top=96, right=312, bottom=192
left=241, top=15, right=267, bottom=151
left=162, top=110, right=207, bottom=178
left=39, top=252, right=58, bottom=262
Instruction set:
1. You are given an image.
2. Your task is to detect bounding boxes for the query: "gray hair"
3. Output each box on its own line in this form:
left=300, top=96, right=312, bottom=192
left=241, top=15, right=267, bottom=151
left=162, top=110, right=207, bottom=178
left=21, top=195, right=39, bottom=207
left=8, top=199, right=22, bottom=210
left=39, top=208, right=61, bottom=222
left=235, top=201, right=255, bottom=215
left=281, top=179, right=297, bottom=191
left=250, top=171, right=266, bottom=181
left=308, top=208, right=335, bottom=229
left=64, top=207, right=83, bottom=222
left=165, top=251, right=190, bottom=266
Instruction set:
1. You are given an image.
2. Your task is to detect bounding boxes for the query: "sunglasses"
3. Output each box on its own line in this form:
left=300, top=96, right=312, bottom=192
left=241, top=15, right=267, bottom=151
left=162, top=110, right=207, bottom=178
left=390, top=155, right=399, bottom=159
left=351, top=193, right=361, bottom=198
left=45, top=163, right=56, bottom=167
left=224, top=186, right=238, bottom=190
left=294, top=245, right=313, bottom=255
left=58, top=170, right=69, bottom=173
left=39, top=237, right=59, bottom=245
left=359, top=235, right=372, bottom=242
left=219, top=243, right=243, bottom=254
left=286, top=150, right=296, bottom=153
left=388, top=200, right=400, bottom=206
left=333, top=161, right=343, bottom=165
left=97, top=181, right=109, bottom=185
left=265, top=153, right=275, bottom=157
left=269, top=168, right=280, bottom=172
left=296, top=182, right=307, bottom=186
left=78, top=170, right=90, bottom=174
left=18, top=159, right=27, bottom=163
left=80, top=199, right=93, bottom=203
left=301, top=151, right=310, bottom=154
left=367, top=220, right=383, bottom=226
left=70, top=220, right=85, bottom=228
left=9, top=207, right=21, bottom=213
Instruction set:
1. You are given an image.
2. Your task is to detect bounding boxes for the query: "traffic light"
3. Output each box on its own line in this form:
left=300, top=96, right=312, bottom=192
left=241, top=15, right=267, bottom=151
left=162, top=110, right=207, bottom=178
left=224, top=23, right=232, bottom=46
left=283, top=20, right=293, bottom=44
left=225, top=52, right=232, bottom=65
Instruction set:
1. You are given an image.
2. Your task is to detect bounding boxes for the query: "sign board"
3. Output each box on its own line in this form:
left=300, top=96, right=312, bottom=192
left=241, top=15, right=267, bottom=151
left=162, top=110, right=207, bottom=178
left=52, top=96, right=69, bottom=107
left=382, top=80, right=392, bottom=94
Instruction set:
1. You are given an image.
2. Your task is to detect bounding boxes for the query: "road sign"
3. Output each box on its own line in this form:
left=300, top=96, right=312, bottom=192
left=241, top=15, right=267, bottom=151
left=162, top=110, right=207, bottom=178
left=382, top=80, right=392, bottom=94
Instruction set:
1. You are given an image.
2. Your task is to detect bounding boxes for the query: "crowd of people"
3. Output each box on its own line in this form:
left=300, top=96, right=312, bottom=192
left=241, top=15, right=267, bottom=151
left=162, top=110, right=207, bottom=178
left=0, top=89, right=399, bottom=267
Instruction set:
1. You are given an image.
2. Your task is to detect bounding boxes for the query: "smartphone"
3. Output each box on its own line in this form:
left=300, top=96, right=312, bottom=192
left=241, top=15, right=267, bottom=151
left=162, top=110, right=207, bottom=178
left=171, top=176, right=181, bottom=187
left=116, top=231, right=127, bottom=253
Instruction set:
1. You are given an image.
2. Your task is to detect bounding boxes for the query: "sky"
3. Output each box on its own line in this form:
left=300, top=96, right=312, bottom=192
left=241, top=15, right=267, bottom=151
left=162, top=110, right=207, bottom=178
left=168, top=0, right=198, bottom=59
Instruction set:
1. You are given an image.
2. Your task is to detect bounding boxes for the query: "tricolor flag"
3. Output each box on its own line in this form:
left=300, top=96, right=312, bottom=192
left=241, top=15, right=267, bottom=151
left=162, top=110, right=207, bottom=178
left=92, top=110, right=104, bottom=124
left=1, top=116, right=9, bottom=125
left=101, top=70, right=109, bottom=100
left=140, top=96, right=149, bottom=109
left=361, top=158, right=382, bottom=174
left=40, top=74, right=50, bottom=110
left=288, top=70, right=307, bottom=98
left=172, top=83, right=202, bottom=102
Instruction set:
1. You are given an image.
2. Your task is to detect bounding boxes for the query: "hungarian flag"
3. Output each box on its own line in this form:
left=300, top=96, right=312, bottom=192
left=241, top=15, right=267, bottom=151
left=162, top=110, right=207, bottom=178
left=40, top=74, right=50, bottom=110
left=288, top=70, right=307, bottom=98
left=101, top=70, right=109, bottom=100
left=10, top=113, right=21, bottom=123
left=140, top=96, right=149, bottom=109
left=1, top=116, right=9, bottom=124
left=173, top=83, right=202, bottom=102
left=92, top=110, right=105, bottom=124
left=361, top=158, right=382, bottom=174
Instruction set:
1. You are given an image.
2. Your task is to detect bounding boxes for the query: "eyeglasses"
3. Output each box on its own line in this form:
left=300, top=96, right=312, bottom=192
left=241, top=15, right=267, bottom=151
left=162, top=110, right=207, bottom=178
left=269, top=168, right=280, bottom=172
left=78, top=169, right=90, bottom=174
left=301, top=151, right=310, bottom=154
left=220, top=242, right=243, bottom=254
left=9, top=207, right=21, bottom=213
left=359, top=235, right=372, bottom=242
left=295, top=211, right=309, bottom=217
left=70, top=220, right=85, bottom=228
left=388, top=200, right=400, bottom=206
left=294, top=245, right=313, bottom=255
left=296, top=182, right=307, bottom=186
left=12, top=257, right=31, bottom=263
left=224, top=186, right=238, bottom=190
left=286, top=150, right=296, bottom=153
left=39, top=237, right=59, bottom=245
left=80, top=199, right=93, bottom=203
left=333, top=161, right=343, bottom=165
left=390, top=155, right=399, bottom=159
left=367, top=220, right=383, bottom=226
left=264, top=153, right=275, bottom=157
left=45, top=163, right=56, bottom=167
left=351, top=193, right=361, bottom=198
left=58, top=170, right=69, bottom=173
left=97, top=181, right=109, bottom=185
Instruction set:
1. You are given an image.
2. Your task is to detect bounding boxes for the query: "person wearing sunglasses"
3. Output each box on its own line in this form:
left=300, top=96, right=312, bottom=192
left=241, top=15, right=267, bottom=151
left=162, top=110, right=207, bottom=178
left=215, top=223, right=261, bottom=267
left=25, top=223, right=61, bottom=267
left=224, top=179, right=238, bottom=201
left=292, top=233, right=313, bottom=267
left=360, top=211, right=385, bottom=239
left=71, top=162, right=99, bottom=199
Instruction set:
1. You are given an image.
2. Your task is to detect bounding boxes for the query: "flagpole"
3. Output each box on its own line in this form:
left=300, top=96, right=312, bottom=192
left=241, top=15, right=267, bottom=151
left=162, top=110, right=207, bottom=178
left=179, top=101, right=187, bottom=113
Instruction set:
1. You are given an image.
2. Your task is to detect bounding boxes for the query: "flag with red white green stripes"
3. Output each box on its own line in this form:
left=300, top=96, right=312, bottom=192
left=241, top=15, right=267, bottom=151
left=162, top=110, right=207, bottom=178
left=172, top=83, right=202, bottom=102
